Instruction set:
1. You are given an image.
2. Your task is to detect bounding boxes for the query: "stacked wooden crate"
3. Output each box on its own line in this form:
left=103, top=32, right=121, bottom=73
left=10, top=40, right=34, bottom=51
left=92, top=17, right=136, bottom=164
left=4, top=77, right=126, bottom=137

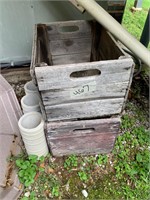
left=30, top=20, right=134, bottom=156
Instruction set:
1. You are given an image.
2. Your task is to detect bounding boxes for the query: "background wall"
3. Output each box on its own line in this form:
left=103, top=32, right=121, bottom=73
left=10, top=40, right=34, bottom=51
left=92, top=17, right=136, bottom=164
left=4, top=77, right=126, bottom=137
left=0, top=0, right=126, bottom=64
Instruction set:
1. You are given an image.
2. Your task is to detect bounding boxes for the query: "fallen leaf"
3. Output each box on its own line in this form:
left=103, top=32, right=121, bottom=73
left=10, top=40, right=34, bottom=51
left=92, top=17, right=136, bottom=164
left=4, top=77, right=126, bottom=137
left=45, top=167, right=54, bottom=174
left=44, top=190, right=50, bottom=196
left=18, top=184, right=23, bottom=190
left=40, top=162, right=45, bottom=168
left=34, top=172, right=39, bottom=181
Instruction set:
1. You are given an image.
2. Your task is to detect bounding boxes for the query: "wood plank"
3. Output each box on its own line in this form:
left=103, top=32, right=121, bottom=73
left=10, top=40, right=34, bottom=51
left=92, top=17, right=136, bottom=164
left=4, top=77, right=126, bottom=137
left=47, top=20, right=91, bottom=40
left=45, top=98, right=124, bottom=122
left=49, top=134, right=117, bottom=156
left=90, top=23, right=124, bottom=61
left=52, top=52, right=90, bottom=65
left=47, top=117, right=121, bottom=136
left=37, top=24, right=53, bottom=65
left=99, top=30, right=125, bottom=60
left=30, top=25, right=37, bottom=81
left=122, top=59, right=135, bottom=111
left=42, top=82, right=128, bottom=106
left=2, top=67, right=31, bottom=84
left=47, top=117, right=120, bottom=156
left=35, top=58, right=134, bottom=91
left=50, top=37, right=91, bottom=56
left=30, top=24, right=53, bottom=83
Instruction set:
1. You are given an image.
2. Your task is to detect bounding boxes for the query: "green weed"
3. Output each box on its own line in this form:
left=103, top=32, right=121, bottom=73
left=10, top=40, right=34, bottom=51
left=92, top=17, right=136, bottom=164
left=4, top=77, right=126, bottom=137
left=52, top=186, right=60, bottom=197
left=97, top=154, right=108, bottom=165
left=113, top=123, right=150, bottom=199
left=15, top=155, right=39, bottom=187
left=78, top=171, right=88, bottom=182
left=122, top=0, right=149, bottom=45
left=64, top=155, right=78, bottom=170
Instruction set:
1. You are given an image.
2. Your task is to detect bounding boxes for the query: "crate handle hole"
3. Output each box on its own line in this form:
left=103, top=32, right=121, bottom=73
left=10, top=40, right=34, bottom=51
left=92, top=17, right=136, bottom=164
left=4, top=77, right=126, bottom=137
left=70, top=69, right=101, bottom=79
left=59, top=25, right=79, bottom=33
left=73, top=128, right=95, bottom=134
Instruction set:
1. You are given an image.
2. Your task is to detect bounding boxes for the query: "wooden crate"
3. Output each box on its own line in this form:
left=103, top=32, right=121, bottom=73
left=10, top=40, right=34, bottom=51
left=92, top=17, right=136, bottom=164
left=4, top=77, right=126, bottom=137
left=31, top=20, right=134, bottom=122
left=47, top=117, right=120, bottom=156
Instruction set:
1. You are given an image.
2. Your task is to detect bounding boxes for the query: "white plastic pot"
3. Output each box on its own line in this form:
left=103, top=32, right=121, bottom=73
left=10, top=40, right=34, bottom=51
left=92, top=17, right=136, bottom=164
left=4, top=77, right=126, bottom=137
left=18, top=112, right=48, bottom=157
left=21, top=94, right=41, bottom=114
left=24, top=80, right=38, bottom=95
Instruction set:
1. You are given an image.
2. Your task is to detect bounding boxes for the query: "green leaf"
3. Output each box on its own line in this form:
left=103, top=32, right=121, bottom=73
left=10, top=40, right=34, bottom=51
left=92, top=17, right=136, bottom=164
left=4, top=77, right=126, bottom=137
left=52, top=186, right=59, bottom=197
left=130, top=169, right=137, bottom=176
left=136, top=153, right=143, bottom=162
left=21, top=164, right=28, bottom=170
left=39, top=156, right=45, bottom=162
left=21, top=197, right=29, bottom=200
left=24, top=178, right=34, bottom=187
left=18, top=170, right=25, bottom=178
left=24, top=161, right=30, bottom=167
left=39, top=167, right=45, bottom=172
left=78, top=171, right=88, bottom=181
left=28, top=155, right=38, bottom=163
left=30, top=191, right=36, bottom=198
left=16, top=159, right=23, bottom=167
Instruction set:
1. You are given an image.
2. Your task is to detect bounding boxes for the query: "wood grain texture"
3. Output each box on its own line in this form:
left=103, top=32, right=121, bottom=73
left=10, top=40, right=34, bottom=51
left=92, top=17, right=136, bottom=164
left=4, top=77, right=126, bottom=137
left=47, top=20, right=91, bottom=40
left=90, top=22, right=124, bottom=62
left=47, top=117, right=120, bottom=136
left=35, top=58, right=133, bottom=91
left=45, top=98, right=124, bottom=122
left=42, top=82, right=128, bottom=106
left=52, top=52, right=90, bottom=65
left=99, top=30, right=125, bottom=60
left=47, top=20, right=92, bottom=64
left=2, top=67, right=31, bottom=84
left=47, top=117, right=120, bottom=156
left=50, top=38, right=91, bottom=56
left=30, top=24, right=38, bottom=81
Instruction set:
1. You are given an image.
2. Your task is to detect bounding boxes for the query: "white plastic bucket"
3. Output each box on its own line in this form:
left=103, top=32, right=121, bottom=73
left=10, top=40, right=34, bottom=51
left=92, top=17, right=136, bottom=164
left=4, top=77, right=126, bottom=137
left=18, top=112, right=48, bottom=157
left=24, top=80, right=38, bottom=95
left=21, top=94, right=41, bottom=114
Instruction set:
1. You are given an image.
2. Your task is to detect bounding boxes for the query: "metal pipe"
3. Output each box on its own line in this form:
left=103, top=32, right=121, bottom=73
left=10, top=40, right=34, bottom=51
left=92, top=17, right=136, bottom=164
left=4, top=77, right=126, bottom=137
left=76, top=0, right=150, bottom=67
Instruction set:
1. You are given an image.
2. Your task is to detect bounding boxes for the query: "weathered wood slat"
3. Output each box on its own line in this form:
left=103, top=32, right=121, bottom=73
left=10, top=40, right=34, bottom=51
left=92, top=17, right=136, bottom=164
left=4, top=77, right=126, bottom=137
left=52, top=52, right=90, bottom=65
left=45, top=98, right=124, bottom=122
left=47, top=117, right=120, bottom=156
left=99, top=30, right=125, bottom=60
left=47, top=117, right=120, bottom=136
left=49, top=134, right=117, bottom=156
left=35, top=58, right=133, bottom=91
left=47, top=20, right=91, bottom=40
left=50, top=37, right=91, bottom=56
left=90, top=22, right=124, bottom=61
left=42, top=82, right=128, bottom=106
